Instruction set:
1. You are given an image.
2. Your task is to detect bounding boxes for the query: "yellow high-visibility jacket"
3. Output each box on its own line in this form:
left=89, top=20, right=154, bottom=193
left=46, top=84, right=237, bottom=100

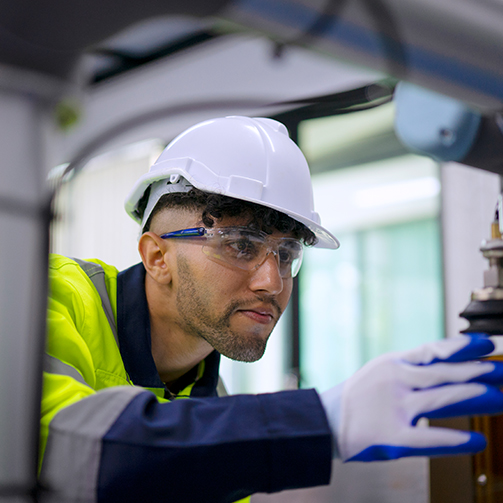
left=40, top=254, right=332, bottom=503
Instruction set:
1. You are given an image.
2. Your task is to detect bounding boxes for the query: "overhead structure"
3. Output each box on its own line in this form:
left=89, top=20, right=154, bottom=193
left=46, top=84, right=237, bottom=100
left=2, top=0, right=502, bottom=108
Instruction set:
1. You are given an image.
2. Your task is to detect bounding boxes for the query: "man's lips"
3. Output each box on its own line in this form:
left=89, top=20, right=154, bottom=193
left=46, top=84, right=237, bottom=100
left=236, top=306, right=277, bottom=324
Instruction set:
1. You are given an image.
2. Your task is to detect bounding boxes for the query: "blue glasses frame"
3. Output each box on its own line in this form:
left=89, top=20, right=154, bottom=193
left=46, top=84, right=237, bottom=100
left=160, top=227, right=206, bottom=239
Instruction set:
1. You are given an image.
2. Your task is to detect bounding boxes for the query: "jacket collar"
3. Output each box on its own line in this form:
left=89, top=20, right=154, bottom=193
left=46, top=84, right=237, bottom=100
left=116, top=262, right=220, bottom=396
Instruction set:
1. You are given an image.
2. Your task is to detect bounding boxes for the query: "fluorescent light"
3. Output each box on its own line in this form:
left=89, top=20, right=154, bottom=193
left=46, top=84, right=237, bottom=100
left=354, top=177, right=440, bottom=209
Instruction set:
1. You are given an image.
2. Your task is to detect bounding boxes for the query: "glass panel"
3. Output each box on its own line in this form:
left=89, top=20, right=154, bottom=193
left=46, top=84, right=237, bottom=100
left=361, top=219, right=444, bottom=360
left=299, top=235, right=362, bottom=392
left=299, top=161, right=444, bottom=391
left=300, top=217, right=443, bottom=391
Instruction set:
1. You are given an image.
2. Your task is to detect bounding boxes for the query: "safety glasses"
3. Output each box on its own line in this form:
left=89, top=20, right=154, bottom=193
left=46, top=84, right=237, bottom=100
left=159, top=226, right=303, bottom=278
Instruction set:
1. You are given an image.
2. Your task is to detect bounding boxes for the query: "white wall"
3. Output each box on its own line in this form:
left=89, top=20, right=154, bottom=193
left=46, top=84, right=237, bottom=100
left=441, top=162, right=501, bottom=339
left=51, top=140, right=163, bottom=270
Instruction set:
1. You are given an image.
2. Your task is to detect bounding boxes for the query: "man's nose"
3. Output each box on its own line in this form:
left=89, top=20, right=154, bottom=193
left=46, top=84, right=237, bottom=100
left=249, top=251, right=284, bottom=295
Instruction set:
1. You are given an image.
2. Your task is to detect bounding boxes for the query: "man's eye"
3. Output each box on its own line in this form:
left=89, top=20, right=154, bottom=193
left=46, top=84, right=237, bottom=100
left=278, top=249, right=293, bottom=264
left=226, top=238, right=258, bottom=259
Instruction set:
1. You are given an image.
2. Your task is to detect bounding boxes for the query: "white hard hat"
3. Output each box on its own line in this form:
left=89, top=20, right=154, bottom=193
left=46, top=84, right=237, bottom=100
left=125, top=116, right=339, bottom=249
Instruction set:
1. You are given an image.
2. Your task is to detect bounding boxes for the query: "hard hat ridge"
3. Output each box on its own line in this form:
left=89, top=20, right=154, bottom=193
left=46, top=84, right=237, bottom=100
left=139, top=175, right=193, bottom=229
left=125, top=116, right=339, bottom=249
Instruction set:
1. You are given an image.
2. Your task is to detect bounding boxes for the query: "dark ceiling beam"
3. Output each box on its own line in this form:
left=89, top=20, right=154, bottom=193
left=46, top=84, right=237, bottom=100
left=0, top=0, right=232, bottom=79
left=89, top=30, right=221, bottom=85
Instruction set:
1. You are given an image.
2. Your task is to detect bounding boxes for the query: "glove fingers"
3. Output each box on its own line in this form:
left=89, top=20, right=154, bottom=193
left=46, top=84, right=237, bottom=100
left=409, top=384, right=503, bottom=425
left=401, top=361, right=503, bottom=389
left=346, top=429, right=485, bottom=462
left=486, top=335, right=503, bottom=357
left=469, top=360, right=503, bottom=384
left=402, top=335, right=494, bottom=365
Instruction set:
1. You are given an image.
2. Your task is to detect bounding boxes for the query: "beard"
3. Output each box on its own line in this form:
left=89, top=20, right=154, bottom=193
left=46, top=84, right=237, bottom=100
left=175, top=256, right=282, bottom=362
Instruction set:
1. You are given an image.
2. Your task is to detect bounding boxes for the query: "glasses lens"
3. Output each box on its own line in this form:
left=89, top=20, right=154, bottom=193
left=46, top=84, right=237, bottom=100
left=277, top=240, right=303, bottom=278
left=202, top=228, right=303, bottom=278
left=203, top=228, right=267, bottom=268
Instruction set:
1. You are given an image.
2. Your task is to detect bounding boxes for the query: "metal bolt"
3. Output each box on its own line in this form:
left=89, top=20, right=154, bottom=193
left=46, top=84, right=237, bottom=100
left=439, top=128, right=456, bottom=146
left=477, top=474, right=488, bottom=486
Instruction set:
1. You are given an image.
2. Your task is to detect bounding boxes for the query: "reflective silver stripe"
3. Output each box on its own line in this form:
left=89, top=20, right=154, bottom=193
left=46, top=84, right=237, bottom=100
left=40, top=386, right=145, bottom=503
left=72, top=258, right=119, bottom=349
left=44, top=354, right=91, bottom=388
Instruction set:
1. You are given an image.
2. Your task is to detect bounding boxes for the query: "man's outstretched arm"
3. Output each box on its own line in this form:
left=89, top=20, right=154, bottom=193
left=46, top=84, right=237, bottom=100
left=320, top=334, right=503, bottom=462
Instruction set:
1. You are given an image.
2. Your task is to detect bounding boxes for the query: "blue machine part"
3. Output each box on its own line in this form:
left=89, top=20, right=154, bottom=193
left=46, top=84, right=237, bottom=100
left=394, top=82, right=482, bottom=162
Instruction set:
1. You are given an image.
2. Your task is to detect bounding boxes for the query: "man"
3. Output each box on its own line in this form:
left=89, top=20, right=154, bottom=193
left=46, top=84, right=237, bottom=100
left=41, top=116, right=503, bottom=503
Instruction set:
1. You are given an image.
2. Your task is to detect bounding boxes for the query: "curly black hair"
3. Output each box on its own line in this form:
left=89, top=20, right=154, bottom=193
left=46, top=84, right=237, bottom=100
left=142, top=187, right=317, bottom=246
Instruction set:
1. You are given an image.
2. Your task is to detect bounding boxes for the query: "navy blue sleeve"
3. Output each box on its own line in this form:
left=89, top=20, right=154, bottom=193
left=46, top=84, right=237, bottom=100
left=99, top=388, right=332, bottom=503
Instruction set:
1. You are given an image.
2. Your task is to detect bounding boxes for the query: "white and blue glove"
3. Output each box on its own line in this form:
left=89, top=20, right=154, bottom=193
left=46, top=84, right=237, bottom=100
left=320, top=334, right=503, bottom=462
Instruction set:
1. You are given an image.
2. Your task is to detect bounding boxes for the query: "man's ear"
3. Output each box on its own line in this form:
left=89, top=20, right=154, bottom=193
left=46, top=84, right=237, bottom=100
left=138, top=232, right=173, bottom=284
